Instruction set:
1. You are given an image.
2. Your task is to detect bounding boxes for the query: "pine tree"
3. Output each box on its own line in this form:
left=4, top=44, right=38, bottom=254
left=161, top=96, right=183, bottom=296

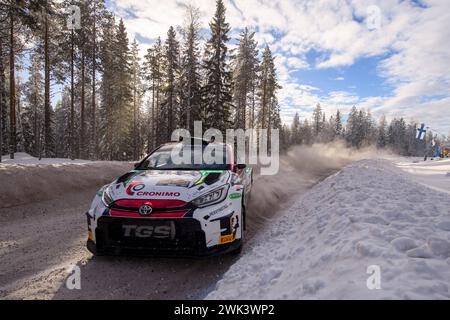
left=161, top=26, right=180, bottom=141
left=387, top=118, right=408, bottom=155
left=130, top=39, right=143, bottom=160
left=115, top=19, right=133, bottom=159
left=301, top=119, right=313, bottom=145
left=312, top=103, right=323, bottom=137
left=257, top=46, right=279, bottom=129
left=335, top=109, right=343, bottom=137
left=202, top=0, right=232, bottom=132
left=377, top=115, right=387, bottom=148
left=291, top=112, right=301, bottom=145
left=41, top=1, right=58, bottom=157
left=179, top=5, right=202, bottom=133
left=100, top=15, right=134, bottom=159
left=0, top=9, right=6, bottom=161
left=53, top=88, right=71, bottom=157
left=143, top=38, right=164, bottom=149
left=345, top=106, right=358, bottom=147
left=87, top=0, right=107, bottom=159
left=22, top=52, right=44, bottom=156
left=231, top=27, right=259, bottom=130
left=99, top=13, right=115, bottom=159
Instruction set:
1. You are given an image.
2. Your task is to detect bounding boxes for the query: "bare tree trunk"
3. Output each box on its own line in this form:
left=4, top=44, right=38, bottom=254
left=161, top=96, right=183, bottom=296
left=0, top=34, right=4, bottom=162
left=44, top=8, right=52, bottom=157
left=9, top=13, right=15, bottom=159
left=16, top=77, right=22, bottom=151
left=33, top=79, right=38, bottom=156
left=251, top=84, right=255, bottom=129
left=186, top=85, right=191, bottom=133
left=80, top=49, right=85, bottom=159
left=133, top=73, right=137, bottom=160
left=70, top=29, right=74, bottom=160
left=261, top=77, right=267, bottom=129
left=156, top=80, right=160, bottom=146
left=91, top=1, right=97, bottom=159
left=148, top=78, right=155, bottom=153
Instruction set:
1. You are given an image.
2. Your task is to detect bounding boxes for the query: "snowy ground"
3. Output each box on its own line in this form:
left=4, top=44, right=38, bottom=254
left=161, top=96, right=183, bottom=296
left=0, top=153, right=132, bottom=208
left=207, top=158, right=450, bottom=300
left=1, top=152, right=93, bottom=165
left=0, top=146, right=350, bottom=299
left=395, top=157, right=450, bottom=195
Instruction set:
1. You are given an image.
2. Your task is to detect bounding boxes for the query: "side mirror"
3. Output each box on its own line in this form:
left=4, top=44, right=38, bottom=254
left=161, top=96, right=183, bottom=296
left=134, top=162, right=140, bottom=169
left=236, top=164, right=247, bottom=170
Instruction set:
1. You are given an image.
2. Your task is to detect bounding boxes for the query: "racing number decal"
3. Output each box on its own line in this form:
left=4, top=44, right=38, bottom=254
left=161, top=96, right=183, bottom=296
left=219, top=215, right=240, bottom=244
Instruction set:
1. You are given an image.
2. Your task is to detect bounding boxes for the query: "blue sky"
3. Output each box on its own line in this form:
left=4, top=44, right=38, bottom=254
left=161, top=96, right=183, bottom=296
left=107, top=0, right=449, bottom=135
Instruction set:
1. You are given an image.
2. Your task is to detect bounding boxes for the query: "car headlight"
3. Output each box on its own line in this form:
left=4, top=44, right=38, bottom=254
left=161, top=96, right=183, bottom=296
left=102, top=187, right=114, bottom=207
left=192, top=185, right=229, bottom=208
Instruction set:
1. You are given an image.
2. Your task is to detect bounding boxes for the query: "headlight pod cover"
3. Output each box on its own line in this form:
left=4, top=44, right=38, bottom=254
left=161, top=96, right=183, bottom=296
left=192, top=185, right=229, bottom=208
left=101, top=186, right=114, bottom=207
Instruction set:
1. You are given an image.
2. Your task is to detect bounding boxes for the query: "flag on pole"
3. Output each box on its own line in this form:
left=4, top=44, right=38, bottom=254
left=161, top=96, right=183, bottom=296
left=416, top=123, right=426, bottom=140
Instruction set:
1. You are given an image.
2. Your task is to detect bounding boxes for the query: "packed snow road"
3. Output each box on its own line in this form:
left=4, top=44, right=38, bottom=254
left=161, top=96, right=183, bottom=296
left=0, top=144, right=369, bottom=299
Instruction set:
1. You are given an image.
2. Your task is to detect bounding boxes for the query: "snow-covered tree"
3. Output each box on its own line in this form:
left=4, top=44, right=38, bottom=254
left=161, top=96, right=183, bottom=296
left=257, top=45, right=279, bottom=130
left=231, top=27, right=259, bottom=130
left=179, top=5, right=202, bottom=133
left=312, top=103, right=323, bottom=137
left=335, top=110, right=343, bottom=137
left=130, top=39, right=143, bottom=160
left=21, top=52, right=44, bottom=156
left=202, top=0, right=232, bottom=133
left=377, top=115, right=387, bottom=148
left=290, top=112, right=301, bottom=145
left=161, top=26, right=180, bottom=141
left=143, top=38, right=164, bottom=150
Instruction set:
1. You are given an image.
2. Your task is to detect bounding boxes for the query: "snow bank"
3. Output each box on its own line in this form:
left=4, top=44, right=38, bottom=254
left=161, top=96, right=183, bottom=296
left=207, top=159, right=450, bottom=300
left=0, top=153, right=132, bottom=208
left=0, top=152, right=93, bottom=165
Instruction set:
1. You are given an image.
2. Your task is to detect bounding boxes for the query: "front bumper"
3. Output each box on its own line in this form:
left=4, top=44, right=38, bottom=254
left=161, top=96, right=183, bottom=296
left=87, top=216, right=240, bottom=257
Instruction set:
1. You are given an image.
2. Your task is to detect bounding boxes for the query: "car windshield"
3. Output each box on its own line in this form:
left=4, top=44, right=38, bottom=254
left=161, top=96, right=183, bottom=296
left=137, top=144, right=231, bottom=171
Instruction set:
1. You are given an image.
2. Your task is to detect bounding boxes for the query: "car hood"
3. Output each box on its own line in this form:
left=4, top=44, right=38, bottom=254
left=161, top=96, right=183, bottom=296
left=106, top=169, right=230, bottom=202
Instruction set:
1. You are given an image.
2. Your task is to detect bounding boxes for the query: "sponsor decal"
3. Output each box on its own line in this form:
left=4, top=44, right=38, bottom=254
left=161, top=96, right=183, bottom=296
left=218, top=215, right=239, bottom=244
left=193, top=170, right=224, bottom=186
left=126, top=181, right=181, bottom=197
left=220, top=234, right=235, bottom=244
left=208, top=203, right=232, bottom=218
left=126, top=181, right=145, bottom=196
left=122, top=223, right=176, bottom=240
left=135, top=191, right=181, bottom=197
left=229, top=192, right=242, bottom=199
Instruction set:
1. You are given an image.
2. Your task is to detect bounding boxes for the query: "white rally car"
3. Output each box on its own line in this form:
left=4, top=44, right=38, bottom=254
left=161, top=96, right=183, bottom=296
left=86, top=139, right=252, bottom=256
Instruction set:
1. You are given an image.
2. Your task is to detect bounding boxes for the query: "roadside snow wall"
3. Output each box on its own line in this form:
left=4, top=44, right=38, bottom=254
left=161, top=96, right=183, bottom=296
left=207, top=159, right=450, bottom=300
left=0, top=162, right=132, bottom=208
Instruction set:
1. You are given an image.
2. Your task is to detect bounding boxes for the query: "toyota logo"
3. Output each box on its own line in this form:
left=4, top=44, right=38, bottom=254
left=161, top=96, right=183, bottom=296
left=138, top=204, right=153, bottom=216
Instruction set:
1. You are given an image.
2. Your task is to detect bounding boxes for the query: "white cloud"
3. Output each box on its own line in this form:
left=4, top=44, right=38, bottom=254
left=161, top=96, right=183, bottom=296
left=110, top=0, right=450, bottom=132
